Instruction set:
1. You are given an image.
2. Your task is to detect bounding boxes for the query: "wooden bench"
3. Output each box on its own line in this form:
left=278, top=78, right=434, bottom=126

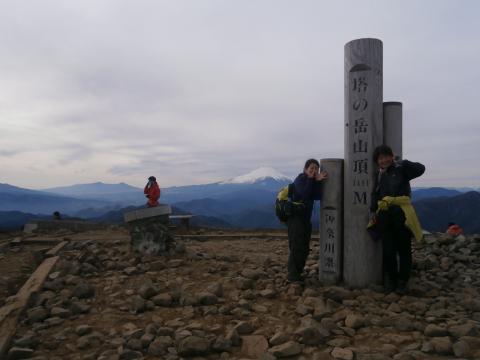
left=169, top=215, right=194, bottom=230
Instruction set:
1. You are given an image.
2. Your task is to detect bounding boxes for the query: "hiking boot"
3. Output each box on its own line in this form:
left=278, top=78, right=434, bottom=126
left=287, top=276, right=305, bottom=286
left=396, top=280, right=408, bottom=295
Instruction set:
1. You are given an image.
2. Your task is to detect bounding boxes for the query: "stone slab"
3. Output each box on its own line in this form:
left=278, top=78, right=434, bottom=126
left=23, top=220, right=104, bottom=233
left=169, top=215, right=194, bottom=219
left=23, top=223, right=38, bottom=233
left=123, top=205, right=172, bottom=223
left=9, top=238, right=22, bottom=245
left=12, top=238, right=61, bottom=246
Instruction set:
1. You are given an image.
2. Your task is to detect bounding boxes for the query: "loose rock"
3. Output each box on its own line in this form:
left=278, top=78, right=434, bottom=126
left=268, top=341, right=302, bottom=358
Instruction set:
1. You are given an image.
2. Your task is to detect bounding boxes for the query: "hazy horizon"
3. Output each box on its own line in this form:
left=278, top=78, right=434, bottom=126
left=1, top=1, right=479, bottom=189
left=5, top=165, right=480, bottom=192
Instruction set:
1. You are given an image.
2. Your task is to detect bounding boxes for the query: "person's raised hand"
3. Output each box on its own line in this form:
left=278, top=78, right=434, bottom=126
left=316, top=170, right=328, bottom=181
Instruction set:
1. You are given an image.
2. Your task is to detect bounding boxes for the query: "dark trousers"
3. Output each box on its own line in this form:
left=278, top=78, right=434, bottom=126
left=376, top=205, right=412, bottom=283
left=287, top=214, right=311, bottom=280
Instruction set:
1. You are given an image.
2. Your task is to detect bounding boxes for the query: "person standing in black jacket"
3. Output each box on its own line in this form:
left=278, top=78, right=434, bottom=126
left=287, top=159, right=328, bottom=284
left=371, top=145, right=425, bottom=294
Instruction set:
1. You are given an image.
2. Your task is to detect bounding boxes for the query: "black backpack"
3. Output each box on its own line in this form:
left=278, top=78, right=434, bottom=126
left=275, top=183, right=303, bottom=223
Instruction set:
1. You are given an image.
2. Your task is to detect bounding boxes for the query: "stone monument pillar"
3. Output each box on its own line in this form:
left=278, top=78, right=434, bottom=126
left=383, top=102, right=403, bottom=160
left=123, top=205, right=175, bottom=256
left=319, top=158, right=344, bottom=285
left=344, top=38, right=384, bottom=287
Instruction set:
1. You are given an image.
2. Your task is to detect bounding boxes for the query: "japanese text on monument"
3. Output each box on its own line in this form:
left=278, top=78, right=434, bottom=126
left=349, top=70, right=372, bottom=206
left=321, top=208, right=338, bottom=273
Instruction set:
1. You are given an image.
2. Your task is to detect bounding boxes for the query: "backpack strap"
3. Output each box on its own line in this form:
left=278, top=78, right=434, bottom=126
left=287, top=183, right=295, bottom=200
left=287, top=183, right=304, bottom=207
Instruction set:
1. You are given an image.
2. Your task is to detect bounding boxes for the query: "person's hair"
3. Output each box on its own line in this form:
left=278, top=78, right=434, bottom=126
left=304, top=158, right=320, bottom=170
left=448, top=222, right=455, bottom=227
left=373, top=145, right=394, bottom=163
left=148, top=176, right=156, bottom=181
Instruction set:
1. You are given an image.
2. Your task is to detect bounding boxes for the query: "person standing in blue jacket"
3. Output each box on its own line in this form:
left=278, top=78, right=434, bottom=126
left=287, top=159, right=328, bottom=284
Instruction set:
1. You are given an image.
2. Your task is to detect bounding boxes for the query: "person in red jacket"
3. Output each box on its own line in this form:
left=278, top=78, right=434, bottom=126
left=446, top=222, right=463, bottom=236
left=144, top=176, right=160, bottom=207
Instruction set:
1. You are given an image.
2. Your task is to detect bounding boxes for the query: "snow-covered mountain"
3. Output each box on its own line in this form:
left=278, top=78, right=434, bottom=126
left=220, top=167, right=291, bottom=185
left=161, top=167, right=291, bottom=203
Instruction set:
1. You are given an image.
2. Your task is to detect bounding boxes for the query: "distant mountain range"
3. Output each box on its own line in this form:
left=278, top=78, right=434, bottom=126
left=415, top=191, right=480, bottom=234
left=1, top=168, right=479, bottom=232
left=0, top=167, right=290, bottom=230
left=0, top=183, right=113, bottom=214
left=410, top=187, right=463, bottom=201
left=43, top=182, right=139, bottom=196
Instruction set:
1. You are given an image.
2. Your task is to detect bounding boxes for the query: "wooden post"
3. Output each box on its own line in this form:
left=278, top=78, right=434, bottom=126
left=344, top=38, right=383, bottom=288
left=319, top=158, right=344, bottom=284
left=0, top=256, right=60, bottom=358
left=383, top=102, right=403, bottom=160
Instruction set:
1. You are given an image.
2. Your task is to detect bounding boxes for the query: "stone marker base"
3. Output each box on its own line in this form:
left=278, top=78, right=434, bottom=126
left=123, top=205, right=175, bottom=256
left=23, top=220, right=105, bottom=234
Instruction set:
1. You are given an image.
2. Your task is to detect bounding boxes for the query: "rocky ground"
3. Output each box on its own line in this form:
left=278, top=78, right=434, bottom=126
left=4, top=228, right=480, bottom=360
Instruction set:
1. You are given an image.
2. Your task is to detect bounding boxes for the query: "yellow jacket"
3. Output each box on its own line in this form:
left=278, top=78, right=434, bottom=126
left=368, top=196, right=423, bottom=241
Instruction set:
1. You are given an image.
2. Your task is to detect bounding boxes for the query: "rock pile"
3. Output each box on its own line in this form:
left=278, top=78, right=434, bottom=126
left=6, top=231, right=480, bottom=359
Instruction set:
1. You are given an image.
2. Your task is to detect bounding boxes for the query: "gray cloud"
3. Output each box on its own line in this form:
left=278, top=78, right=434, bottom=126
left=0, top=150, right=22, bottom=157
left=0, top=0, right=479, bottom=188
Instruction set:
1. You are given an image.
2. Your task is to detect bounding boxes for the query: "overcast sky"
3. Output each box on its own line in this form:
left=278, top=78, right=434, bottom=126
left=1, top=0, right=479, bottom=189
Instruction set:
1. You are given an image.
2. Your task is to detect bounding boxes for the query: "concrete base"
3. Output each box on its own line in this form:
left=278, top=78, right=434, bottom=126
left=23, top=220, right=105, bottom=234
left=123, top=205, right=172, bottom=222
left=124, top=205, right=174, bottom=256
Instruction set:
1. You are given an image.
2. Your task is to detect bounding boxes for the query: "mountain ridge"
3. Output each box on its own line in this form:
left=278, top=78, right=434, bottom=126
left=414, top=191, right=480, bottom=233
left=43, top=182, right=141, bottom=197
left=1, top=167, right=479, bottom=232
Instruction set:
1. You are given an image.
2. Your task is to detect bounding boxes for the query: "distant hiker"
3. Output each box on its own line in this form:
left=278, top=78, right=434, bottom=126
left=287, top=159, right=328, bottom=285
left=446, top=222, right=463, bottom=236
left=369, top=145, right=425, bottom=294
left=52, top=211, right=62, bottom=220
left=144, top=176, right=161, bottom=207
